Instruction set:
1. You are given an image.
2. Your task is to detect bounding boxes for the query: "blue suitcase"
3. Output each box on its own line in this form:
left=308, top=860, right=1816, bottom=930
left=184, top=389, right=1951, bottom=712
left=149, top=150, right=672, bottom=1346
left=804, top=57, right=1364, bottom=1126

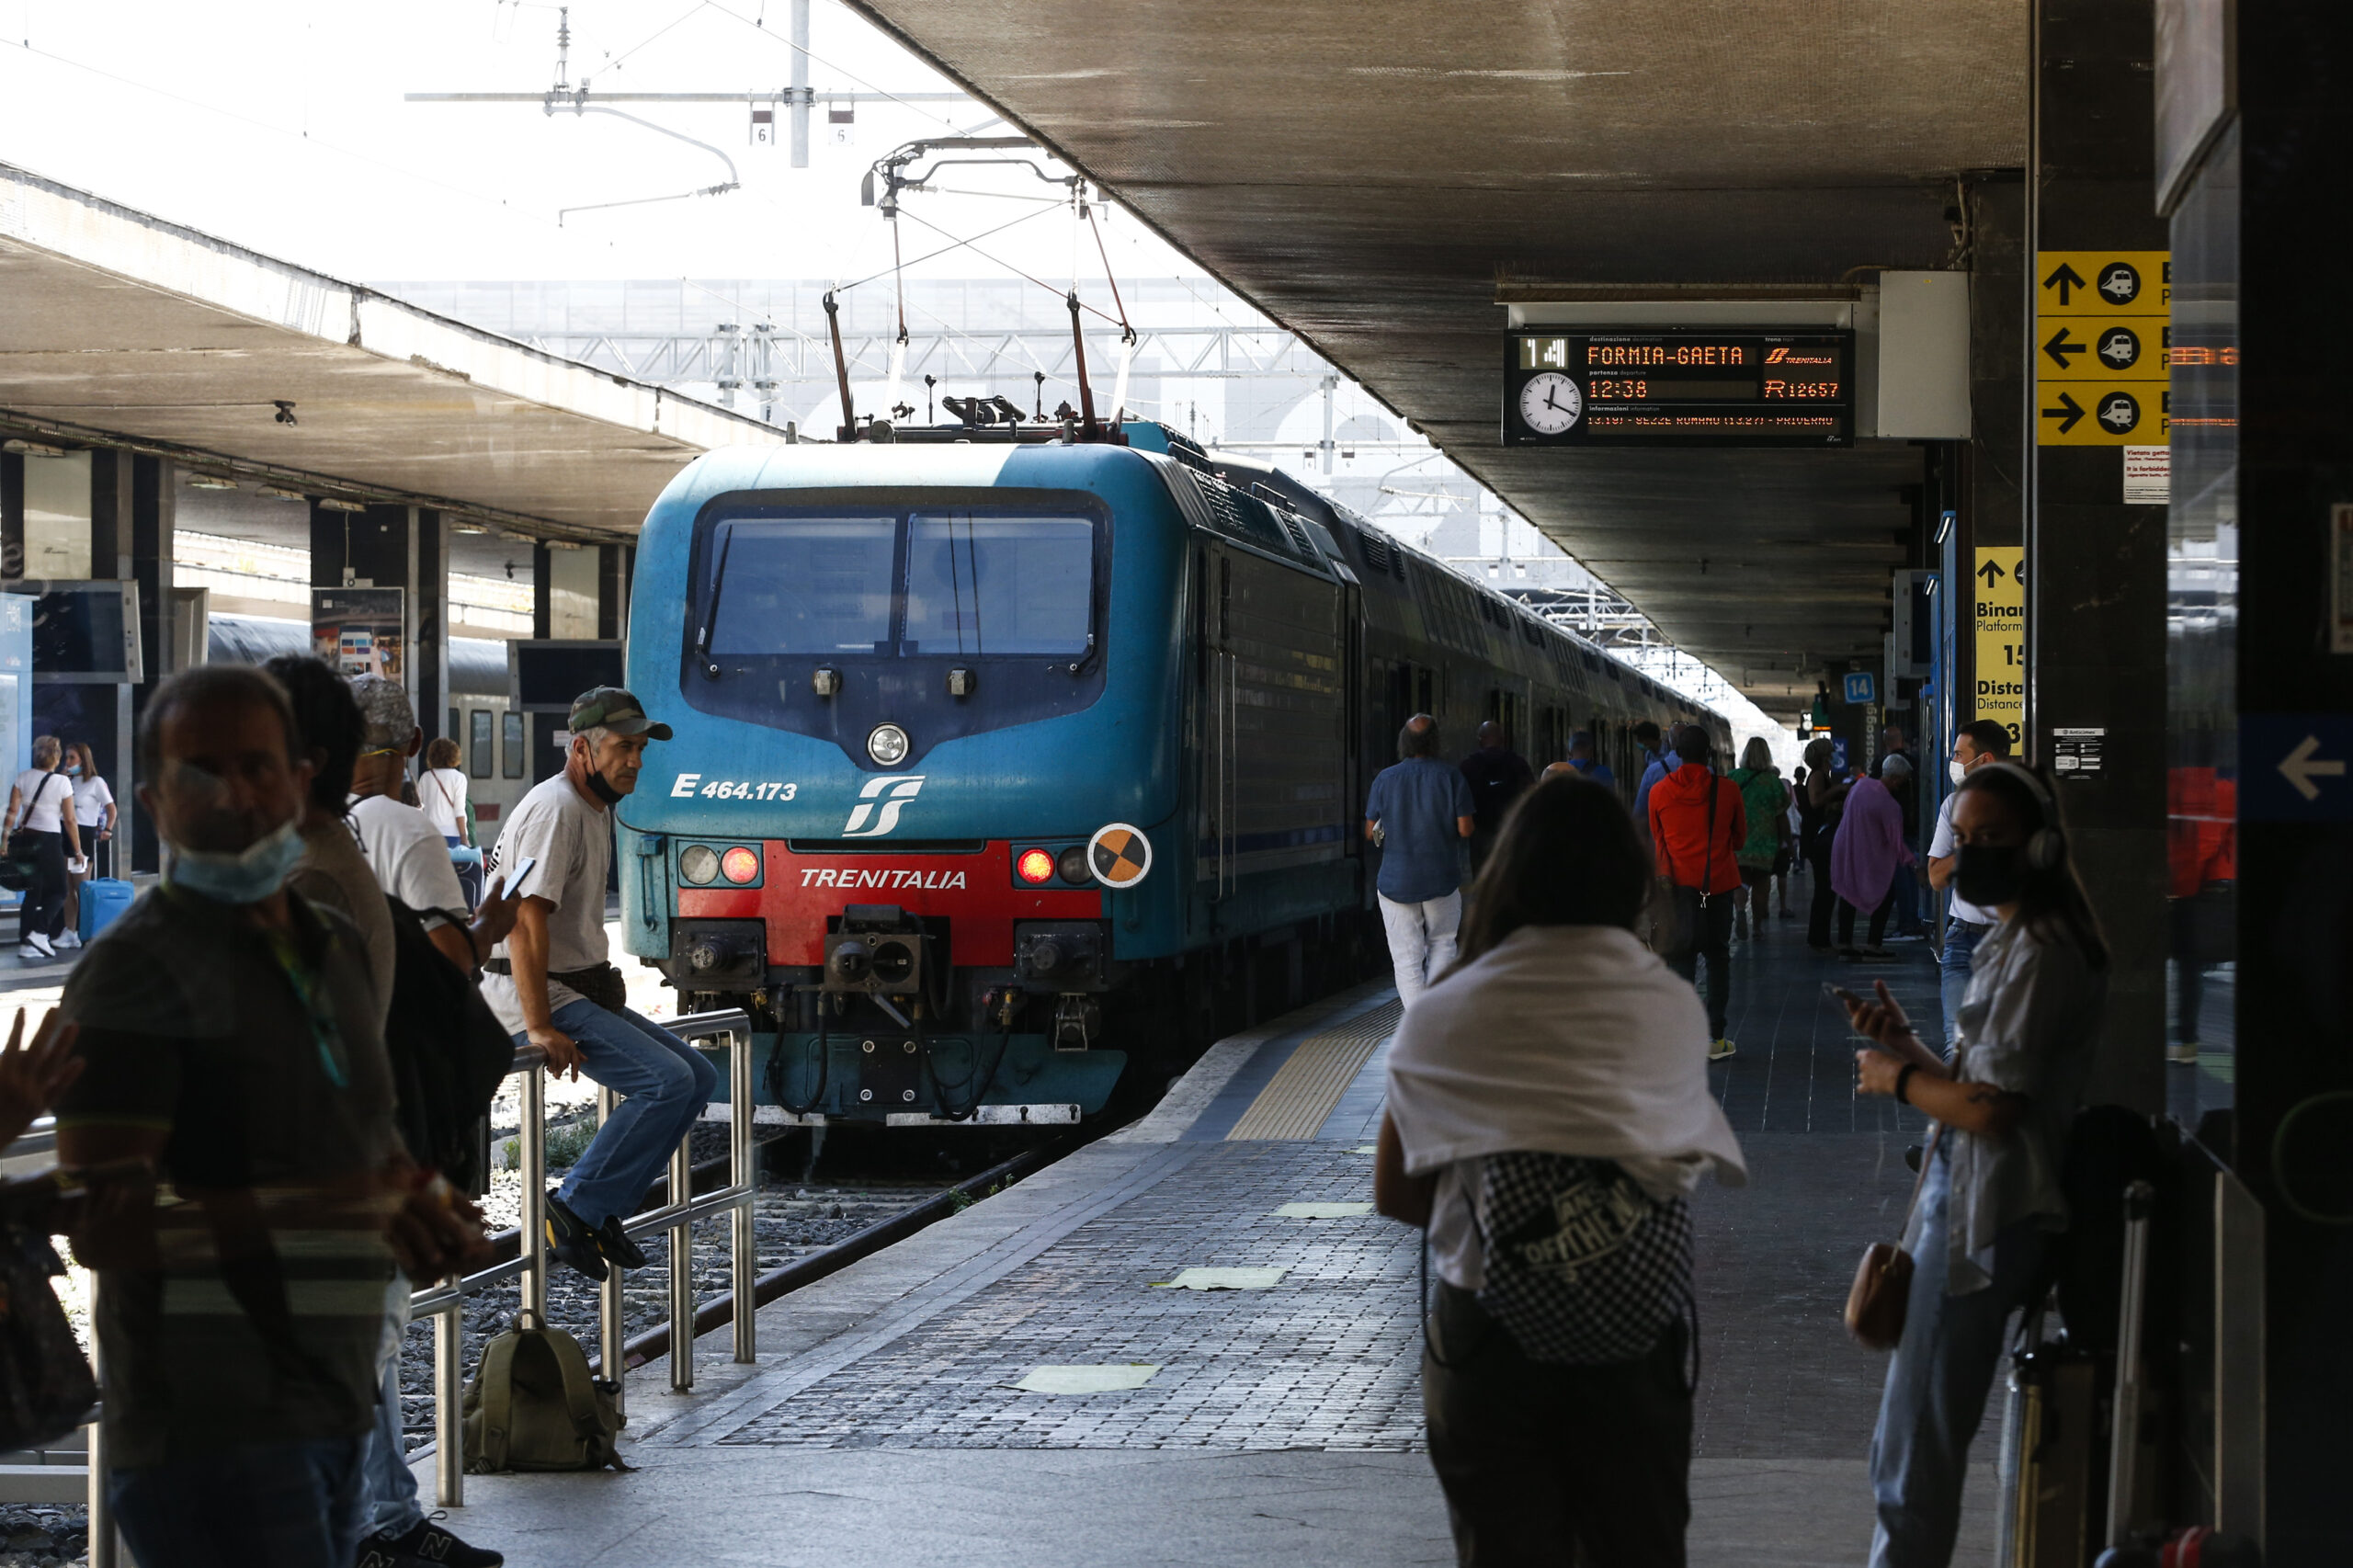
left=77, top=878, right=135, bottom=942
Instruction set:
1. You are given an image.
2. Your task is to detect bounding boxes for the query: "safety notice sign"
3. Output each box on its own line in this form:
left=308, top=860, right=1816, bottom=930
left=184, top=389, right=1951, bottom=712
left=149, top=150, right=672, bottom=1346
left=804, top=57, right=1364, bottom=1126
left=2036, top=250, right=2170, bottom=447
left=1974, top=547, right=2025, bottom=749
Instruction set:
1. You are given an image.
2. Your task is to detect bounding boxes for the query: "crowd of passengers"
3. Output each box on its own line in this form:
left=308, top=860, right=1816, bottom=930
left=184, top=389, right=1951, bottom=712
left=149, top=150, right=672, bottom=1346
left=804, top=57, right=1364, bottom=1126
left=0, top=661, right=710, bottom=1568
left=1368, top=712, right=2104, bottom=1568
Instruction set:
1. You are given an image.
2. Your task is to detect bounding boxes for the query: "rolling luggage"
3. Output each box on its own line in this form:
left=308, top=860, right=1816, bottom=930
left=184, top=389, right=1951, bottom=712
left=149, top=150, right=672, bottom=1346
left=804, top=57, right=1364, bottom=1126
left=75, top=878, right=134, bottom=942
left=2002, top=1340, right=2103, bottom=1567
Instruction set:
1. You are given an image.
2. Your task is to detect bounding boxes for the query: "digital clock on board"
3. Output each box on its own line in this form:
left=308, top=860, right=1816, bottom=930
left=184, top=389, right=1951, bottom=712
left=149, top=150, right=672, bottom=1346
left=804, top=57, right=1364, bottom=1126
left=1500, top=330, right=1854, bottom=448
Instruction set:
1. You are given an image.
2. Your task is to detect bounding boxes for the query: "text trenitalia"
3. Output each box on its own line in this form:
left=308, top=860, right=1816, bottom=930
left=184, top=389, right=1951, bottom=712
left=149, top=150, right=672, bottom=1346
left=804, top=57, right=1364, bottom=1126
left=798, top=868, right=970, bottom=890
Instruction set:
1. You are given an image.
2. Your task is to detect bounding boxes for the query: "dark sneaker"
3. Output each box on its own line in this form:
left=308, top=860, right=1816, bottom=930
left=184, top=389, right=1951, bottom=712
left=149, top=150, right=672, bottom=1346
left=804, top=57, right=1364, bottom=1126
left=543, top=1192, right=608, bottom=1282
left=597, top=1211, right=650, bottom=1270
left=368, top=1511, right=506, bottom=1567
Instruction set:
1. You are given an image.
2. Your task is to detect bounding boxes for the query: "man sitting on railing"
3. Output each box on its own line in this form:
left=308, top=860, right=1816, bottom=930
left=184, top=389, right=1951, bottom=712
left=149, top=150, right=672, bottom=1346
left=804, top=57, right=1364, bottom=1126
left=52, top=665, right=490, bottom=1568
left=482, top=687, right=716, bottom=1282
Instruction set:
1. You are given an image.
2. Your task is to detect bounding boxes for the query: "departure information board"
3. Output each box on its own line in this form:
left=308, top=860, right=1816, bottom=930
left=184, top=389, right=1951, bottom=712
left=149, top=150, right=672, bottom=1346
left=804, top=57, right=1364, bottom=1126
left=1501, top=331, right=1855, bottom=448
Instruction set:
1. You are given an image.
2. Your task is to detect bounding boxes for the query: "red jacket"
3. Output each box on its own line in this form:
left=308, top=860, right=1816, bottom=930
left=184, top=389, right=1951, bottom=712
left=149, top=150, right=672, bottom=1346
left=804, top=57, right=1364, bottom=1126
left=1649, top=764, right=1748, bottom=895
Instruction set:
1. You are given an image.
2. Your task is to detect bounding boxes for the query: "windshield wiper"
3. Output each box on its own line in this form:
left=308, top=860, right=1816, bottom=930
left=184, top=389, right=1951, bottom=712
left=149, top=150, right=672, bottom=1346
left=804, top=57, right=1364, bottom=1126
left=696, top=526, right=735, bottom=677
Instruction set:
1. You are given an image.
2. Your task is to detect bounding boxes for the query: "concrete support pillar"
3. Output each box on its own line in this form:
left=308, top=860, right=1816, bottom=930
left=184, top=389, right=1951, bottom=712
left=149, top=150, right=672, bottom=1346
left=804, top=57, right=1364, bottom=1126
left=2028, top=0, right=2169, bottom=1113
left=127, top=455, right=172, bottom=873
left=597, top=543, right=631, bottom=640
left=415, top=509, right=449, bottom=744
left=82, top=450, right=134, bottom=878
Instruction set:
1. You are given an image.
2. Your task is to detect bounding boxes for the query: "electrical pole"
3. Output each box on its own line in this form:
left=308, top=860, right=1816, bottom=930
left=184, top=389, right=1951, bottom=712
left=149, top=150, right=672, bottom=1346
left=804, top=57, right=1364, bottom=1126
left=790, top=0, right=811, bottom=168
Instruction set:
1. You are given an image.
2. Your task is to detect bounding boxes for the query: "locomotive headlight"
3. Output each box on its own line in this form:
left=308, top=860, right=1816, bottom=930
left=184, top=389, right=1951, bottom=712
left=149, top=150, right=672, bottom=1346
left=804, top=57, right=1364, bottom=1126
left=867, top=723, right=910, bottom=767
left=720, top=846, right=761, bottom=884
left=1056, top=846, right=1091, bottom=885
left=680, top=845, right=720, bottom=885
left=1016, top=847, right=1055, bottom=885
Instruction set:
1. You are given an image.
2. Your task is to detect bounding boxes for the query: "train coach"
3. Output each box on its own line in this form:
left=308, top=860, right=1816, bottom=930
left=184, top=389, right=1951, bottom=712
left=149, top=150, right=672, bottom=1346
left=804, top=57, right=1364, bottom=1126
left=616, top=421, right=1725, bottom=1130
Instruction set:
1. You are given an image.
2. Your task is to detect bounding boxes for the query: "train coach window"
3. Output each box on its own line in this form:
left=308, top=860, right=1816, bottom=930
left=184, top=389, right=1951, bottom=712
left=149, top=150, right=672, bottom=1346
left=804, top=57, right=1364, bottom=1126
left=707, top=517, right=899, bottom=656
left=904, top=514, right=1093, bottom=656
left=470, top=710, right=494, bottom=779
left=502, top=712, right=525, bottom=779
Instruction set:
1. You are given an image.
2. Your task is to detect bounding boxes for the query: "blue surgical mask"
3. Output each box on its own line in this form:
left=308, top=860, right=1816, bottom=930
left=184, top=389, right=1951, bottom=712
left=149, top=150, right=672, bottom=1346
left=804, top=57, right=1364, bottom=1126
left=165, top=815, right=306, bottom=904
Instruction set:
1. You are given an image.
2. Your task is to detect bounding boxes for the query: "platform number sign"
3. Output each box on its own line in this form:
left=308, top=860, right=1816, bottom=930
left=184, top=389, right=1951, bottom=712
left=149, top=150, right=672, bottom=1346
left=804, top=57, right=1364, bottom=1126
left=1842, top=671, right=1877, bottom=706
left=1974, top=547, right=2027, bottom=746
left=2035, top=251, right=2170, bottom=447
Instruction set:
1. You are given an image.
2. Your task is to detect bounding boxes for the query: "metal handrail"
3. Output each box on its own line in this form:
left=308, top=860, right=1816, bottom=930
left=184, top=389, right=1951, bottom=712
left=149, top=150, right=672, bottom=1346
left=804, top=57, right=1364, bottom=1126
left=407, top=1007, right=757, bottom=1506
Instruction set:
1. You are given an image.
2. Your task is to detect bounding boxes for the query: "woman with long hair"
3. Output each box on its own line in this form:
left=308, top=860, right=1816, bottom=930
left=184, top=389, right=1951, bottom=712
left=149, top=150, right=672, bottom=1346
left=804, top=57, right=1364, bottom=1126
left=6, top=736, right=81, bottom=961
left=1802, top=737, right=1853, bottom=954
left=58, top=741, right=116, bottom=942
left=418, top=735, right=481, bottom=907
left=1840, top=762, right=2109, bottom=1567
left=1726, top=736, right=1790, bottom=942
left=1376, top=774, right=1746, bottom=1566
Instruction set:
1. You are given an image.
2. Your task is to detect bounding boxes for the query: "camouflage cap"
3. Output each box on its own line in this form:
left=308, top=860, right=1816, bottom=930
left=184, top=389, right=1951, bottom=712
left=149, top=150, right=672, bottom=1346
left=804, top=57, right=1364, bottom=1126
left=348, top=674, right=416, bottom=752
left=568, top=686, right=673, bottom=741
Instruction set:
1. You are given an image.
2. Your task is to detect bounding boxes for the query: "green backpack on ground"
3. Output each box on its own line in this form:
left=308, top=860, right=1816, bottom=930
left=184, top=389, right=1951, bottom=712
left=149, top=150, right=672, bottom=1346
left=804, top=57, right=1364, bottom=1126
left=461, top=1311, right=629, bottom=1472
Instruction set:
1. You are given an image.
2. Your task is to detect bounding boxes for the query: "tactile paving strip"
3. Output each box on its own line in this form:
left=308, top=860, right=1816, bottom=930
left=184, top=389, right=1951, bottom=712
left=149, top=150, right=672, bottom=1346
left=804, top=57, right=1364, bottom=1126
left=1223, top=999, right=1404, bottom=1141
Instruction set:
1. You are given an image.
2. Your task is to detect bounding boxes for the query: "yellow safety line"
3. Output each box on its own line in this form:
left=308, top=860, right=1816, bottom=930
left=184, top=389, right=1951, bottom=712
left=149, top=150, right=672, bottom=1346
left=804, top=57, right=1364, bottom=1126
left=1225, top=1000, right=1404, bottom=1142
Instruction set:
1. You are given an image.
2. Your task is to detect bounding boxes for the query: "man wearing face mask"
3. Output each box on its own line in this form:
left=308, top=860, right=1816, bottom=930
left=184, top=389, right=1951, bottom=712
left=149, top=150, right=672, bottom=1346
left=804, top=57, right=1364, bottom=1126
left=1926, top=722, right=2011, bottom=1054
left=51, top=665, right=488, bottom=1568
left=482, top=688, right=716, bottom=1282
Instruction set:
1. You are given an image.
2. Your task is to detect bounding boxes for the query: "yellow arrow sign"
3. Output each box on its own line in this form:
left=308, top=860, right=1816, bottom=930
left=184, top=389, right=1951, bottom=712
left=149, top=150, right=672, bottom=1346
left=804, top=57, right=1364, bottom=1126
left=2037, top=250, right=2170, bottom=444
left=2039, top=385, right=2166, bottom=446
left=2039, top=320, right=2166, bottom=382
left=2037, top=251, right=2170, bottom=314
left=1974, top=547, right=2025, bottom=748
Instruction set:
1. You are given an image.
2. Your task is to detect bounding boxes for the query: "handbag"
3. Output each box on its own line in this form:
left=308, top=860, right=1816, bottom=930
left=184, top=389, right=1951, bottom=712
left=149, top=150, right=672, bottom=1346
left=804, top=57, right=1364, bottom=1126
left=0, top=1192, right=97, bottom=1450
left=0, top=774, right=63, bottom=894
left=1845, top=1123, right=1944, bottom=1350
left=1655, top=771, right=1719, bottom=960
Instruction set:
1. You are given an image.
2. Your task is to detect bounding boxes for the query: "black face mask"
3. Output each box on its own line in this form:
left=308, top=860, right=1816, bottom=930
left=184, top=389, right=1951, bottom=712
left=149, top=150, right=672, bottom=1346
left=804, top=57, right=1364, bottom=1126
left=1954, top=843, right=2029, bottom=908
left=582, top=766, right=626, bottom=806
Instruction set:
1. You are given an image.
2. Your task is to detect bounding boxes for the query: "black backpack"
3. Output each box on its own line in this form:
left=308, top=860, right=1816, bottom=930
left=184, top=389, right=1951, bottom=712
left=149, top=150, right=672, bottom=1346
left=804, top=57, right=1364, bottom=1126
left=382, top=897, right=515, bottom=1196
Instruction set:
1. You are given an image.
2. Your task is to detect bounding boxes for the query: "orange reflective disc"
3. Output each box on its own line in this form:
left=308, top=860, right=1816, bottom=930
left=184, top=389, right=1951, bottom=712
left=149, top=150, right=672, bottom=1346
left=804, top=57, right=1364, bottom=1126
left=1086, top=823, right=1153, bottom=887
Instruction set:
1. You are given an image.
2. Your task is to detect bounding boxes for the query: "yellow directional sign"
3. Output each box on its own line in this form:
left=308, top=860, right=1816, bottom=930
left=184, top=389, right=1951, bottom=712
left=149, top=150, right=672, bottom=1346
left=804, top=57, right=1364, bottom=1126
left=1973, top=547, right=2025, bottom=749
left=2037, top=250, right=2169, bottom=446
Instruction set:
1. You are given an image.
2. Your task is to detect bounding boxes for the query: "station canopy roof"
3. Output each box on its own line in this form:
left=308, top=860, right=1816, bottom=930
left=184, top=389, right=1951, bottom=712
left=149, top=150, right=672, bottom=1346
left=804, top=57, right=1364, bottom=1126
left=846, top=1, right=2028, bottom=714
left=0, top=163, right=780, bottom=542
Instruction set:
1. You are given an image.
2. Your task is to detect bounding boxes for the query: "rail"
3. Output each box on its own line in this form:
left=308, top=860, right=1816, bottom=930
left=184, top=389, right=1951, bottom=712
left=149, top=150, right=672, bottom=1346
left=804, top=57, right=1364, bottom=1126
left=81, top=1008, right=757, bottom=1563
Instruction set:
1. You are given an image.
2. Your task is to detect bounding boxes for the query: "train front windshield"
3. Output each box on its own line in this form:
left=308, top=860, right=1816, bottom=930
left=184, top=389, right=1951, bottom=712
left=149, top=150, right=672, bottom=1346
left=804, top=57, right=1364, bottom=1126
left=706, top=512, right=1095, bottom=659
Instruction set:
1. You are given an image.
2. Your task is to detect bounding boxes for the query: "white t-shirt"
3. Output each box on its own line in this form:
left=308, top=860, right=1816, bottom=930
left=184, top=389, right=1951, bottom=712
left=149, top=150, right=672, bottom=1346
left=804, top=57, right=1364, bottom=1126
left=481, top=773, right=614, bottom=1035
left=71, top=774, right=114, bottom=829
left=1930, top=794, right=1997, bottom=926
left=347, top=792, right=470, bottom=916
left=10, top=769, right=68, bottom=834
left=417, top=767, right=469, bottom=839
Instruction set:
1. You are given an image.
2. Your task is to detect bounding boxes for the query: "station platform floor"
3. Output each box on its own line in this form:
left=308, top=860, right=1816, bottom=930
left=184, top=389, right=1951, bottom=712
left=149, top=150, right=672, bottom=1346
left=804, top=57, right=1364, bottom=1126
left=436, top=926, right=2001, bottom=1567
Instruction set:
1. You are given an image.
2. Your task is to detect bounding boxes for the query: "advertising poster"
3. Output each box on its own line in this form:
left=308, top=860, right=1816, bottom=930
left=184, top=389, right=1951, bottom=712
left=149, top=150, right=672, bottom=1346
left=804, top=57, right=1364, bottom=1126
left=313, top=587, right=405, bottom=682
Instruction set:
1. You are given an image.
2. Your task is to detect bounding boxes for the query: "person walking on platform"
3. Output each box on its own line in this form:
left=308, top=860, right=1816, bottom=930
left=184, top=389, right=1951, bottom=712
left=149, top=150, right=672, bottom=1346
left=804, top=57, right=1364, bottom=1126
left=1726, top=737, right=1789, bottom=942
left=1833, top=757, right=1915, bottom=959
left=7, top=736, right=82, bottom=961
left=1648, top=728, right=1746, bottom=1060
left=1876, top=726, right=1927, bottom=937
left=1927, top=721, right=2010, bottom=1053
left=1802, top=739, right=1853, bottom=955
left=1632, top=721, right=1678, bottom=825
left=1838, top=762, right=2107, bottom=1568
left=1367, top=715, right=1476, bottom=1007
left=53, top=665, right=487, bottom=1568
left=1375, top=772, right=1747, bottom=1568
left=60, top=741, right=116, bottom=941
left=1563, top=729, right=1615, bottom=788
left=1459, top=721, right=1534, bottom=875
left=483, top=687, right=716, bottom=1282
left=419, top=735, right=482, bottom=908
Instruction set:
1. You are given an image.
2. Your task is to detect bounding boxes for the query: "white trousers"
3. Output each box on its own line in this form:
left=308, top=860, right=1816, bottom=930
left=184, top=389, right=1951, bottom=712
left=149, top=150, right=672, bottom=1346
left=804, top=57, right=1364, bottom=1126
left=1380, top=890, right=1462, bottom=1007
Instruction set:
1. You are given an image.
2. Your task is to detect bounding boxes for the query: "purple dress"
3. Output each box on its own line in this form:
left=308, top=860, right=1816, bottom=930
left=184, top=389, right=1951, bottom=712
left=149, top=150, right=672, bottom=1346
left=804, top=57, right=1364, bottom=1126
left=1830, top=776, right=1914, bottom=911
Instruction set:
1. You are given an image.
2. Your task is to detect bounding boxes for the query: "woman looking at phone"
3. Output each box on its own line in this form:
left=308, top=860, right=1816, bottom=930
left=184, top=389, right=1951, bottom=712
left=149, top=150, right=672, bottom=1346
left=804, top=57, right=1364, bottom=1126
left=1839, top=762, right=2108, bottom=1568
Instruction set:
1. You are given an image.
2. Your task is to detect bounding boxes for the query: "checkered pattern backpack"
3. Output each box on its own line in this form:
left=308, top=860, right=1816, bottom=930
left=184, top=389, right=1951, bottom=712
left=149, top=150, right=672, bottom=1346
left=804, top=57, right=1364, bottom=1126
left=1472, top=1153, right=1694, bottom=1365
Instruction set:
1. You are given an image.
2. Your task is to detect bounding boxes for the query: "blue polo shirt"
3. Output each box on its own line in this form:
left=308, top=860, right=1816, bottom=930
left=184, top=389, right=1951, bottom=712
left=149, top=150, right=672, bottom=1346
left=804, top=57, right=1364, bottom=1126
left=1366, top=756, right=1475, bottom=903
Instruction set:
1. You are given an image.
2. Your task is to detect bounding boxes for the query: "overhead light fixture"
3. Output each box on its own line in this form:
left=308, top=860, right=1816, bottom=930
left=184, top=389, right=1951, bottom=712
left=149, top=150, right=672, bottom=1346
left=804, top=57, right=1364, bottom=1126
left=257, top=485, right=308, bottom=502
left=452, top=521, right=489, bottom=535
left=317, top=497, right=366, bottom=514
left=2, top=439, right=70, bottom=459
left=186, top=472, right=240, bottom=491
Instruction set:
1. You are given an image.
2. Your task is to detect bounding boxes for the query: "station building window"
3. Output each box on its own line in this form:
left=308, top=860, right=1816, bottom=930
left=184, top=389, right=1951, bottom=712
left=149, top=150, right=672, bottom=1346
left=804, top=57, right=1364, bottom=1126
left=470, top=710, right=494, bottom=778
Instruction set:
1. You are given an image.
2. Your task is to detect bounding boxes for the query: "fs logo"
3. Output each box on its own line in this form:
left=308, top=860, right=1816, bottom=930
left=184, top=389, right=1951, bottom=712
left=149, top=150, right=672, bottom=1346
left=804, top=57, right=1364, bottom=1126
left=841, top=775, right=925, bottom=838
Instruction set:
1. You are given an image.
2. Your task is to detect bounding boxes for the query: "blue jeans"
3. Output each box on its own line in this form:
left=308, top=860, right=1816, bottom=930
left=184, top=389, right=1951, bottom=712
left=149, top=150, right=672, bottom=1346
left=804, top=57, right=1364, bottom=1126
left=362, top=1306, right=424, bottom=1539
left=1938, top=921, right=1988, bottom=1058
left=529, top=1000, right=716, bottom=1230
left=112, top=1435, right=369, bottom=1568
left=1869, top=1147, right=2051, bottom=1568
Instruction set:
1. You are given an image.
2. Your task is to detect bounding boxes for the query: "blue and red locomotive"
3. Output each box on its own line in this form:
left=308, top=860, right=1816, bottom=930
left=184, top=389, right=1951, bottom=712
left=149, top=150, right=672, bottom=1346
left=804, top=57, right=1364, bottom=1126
left=619, top=422, right=1725, bottom=1127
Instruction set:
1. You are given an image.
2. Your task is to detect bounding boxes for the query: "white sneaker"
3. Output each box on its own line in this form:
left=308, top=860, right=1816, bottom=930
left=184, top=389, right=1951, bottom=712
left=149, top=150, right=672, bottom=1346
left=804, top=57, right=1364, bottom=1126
left=23, top=932, right=53, bottom=960
left=52, top=930, right=80, bottom=949
left=1708, top=1038, right=1737, bottom=1062
left=17, top=942, right=45, bottom=962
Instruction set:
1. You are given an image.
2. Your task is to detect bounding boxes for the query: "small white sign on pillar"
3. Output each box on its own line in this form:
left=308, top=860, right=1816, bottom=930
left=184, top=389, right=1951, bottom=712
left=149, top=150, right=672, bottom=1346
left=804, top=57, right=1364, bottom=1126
left=2123, top=445, right=2171, bottom=504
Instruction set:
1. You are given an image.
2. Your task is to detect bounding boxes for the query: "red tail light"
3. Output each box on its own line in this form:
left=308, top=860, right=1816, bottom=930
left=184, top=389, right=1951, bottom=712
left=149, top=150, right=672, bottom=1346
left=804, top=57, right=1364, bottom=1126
left=1016, top=847, right=1055, bottom=884
left=720, top=846, right=761, bottom=884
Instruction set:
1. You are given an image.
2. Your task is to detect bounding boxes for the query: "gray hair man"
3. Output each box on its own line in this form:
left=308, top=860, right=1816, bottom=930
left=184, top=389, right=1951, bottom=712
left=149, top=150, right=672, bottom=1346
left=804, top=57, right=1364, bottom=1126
left=1365, top=715, right=1476, bottom=1006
